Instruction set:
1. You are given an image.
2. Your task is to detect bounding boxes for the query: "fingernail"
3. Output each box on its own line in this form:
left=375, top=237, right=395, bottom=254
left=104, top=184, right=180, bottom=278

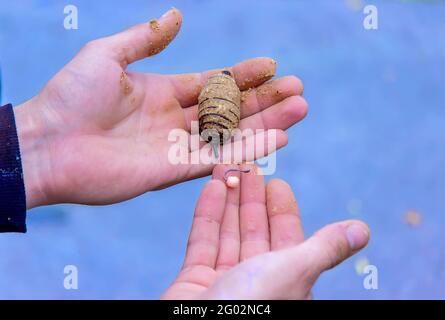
left=346, top=224, right=369, bottom=250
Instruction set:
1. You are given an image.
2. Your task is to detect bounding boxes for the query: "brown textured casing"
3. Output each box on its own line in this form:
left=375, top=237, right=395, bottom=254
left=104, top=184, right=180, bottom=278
left=198, top=72, right=241, bottom=144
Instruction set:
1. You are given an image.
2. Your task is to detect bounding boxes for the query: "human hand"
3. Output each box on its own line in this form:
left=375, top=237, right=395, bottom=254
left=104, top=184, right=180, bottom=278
left=162, top=164, right=370, bottom=299
left=14, top=8, right=307, bottom=208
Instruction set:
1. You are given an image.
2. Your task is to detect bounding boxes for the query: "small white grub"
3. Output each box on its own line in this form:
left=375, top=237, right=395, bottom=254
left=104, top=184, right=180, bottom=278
left=226, top=176, right=240, bottom=188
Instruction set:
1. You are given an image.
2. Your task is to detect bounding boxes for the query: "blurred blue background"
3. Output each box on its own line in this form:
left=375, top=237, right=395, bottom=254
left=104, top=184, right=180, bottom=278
left=1, top=0, right=444, bottom=299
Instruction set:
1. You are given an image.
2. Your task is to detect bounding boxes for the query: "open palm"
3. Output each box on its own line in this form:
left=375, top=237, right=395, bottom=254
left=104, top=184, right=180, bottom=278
left=162, top=164, right=370, bottom=299
left=15, top=8, right=307, bottom=208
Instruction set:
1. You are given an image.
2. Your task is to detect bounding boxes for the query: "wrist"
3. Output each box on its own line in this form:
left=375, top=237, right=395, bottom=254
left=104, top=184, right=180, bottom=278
left=14, top=97, right=53, bottom=209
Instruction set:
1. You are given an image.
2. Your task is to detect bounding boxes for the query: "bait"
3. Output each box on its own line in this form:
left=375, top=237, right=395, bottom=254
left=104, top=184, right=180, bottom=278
left=198, top=70, right=241, bottom=157
left=224, top=168, right=251, bottom=188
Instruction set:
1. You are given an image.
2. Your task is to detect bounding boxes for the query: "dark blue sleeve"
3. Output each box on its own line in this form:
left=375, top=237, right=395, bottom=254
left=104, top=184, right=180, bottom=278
left=0, top=103, right=27, bottom=233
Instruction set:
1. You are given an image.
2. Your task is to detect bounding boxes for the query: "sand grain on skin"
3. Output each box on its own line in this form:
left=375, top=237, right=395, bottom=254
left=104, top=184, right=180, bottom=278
left=149, top=19, right=160, bottom=31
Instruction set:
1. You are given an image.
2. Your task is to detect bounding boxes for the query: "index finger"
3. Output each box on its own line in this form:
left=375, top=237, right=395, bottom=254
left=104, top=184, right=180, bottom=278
left=169, top=57, right=277, bottom=107
left=182, top=179, right=227, bottom=269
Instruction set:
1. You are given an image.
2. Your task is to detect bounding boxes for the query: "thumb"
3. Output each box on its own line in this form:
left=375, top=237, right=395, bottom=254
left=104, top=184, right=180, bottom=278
left=202, top=220, right=369, bottom=300
left=102, top=8, right=182, bottom=68
left=291, top=220, right=370, bottom=292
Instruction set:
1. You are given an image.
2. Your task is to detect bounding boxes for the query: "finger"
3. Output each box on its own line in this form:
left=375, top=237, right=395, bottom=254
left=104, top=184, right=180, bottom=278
left=103, top=8, right=182, bottom=68
left=184, top=94, right=307, bottom=135
left=212, top=165, right=241, bottom=271
left=170, top=57, right=277, bottom=107
left=183, top=76, right=305, bottom=131
left=184, top=128, right=288, bottom=180
left=290, top=220, right=370, bottom=291
left=239, top=164, right=270, bottom=261
left=238, top=95, right=308, bottom=132
left=266, top=179, right=304, bottom=251
left=182, top=179, right=227, bottom=269
left=240, top=76, right=304, bottom=118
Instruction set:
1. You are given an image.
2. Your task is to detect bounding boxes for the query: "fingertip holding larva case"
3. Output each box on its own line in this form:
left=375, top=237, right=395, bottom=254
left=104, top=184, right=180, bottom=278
left=198, top=70, right=241, bottom=156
